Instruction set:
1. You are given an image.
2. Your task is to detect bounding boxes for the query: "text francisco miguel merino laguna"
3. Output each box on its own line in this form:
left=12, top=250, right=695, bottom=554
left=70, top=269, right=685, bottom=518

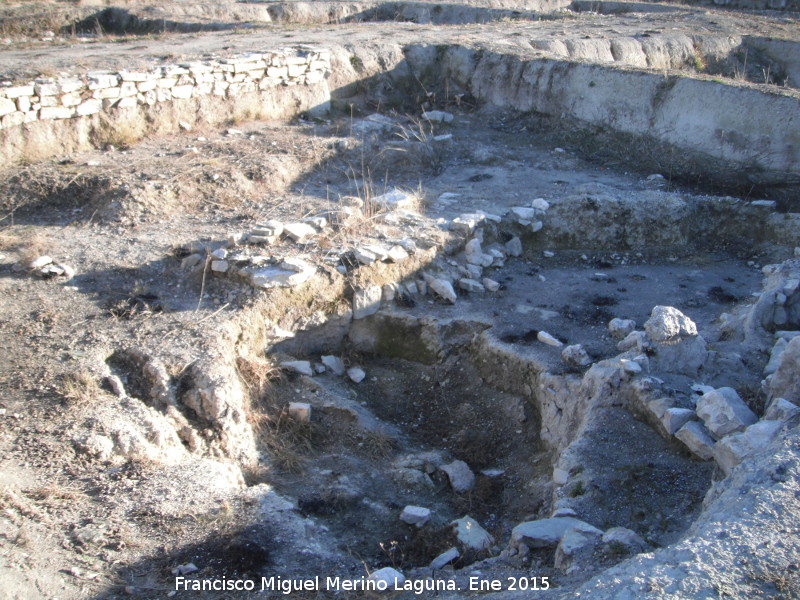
left=174, top=574, right=527, bottom=594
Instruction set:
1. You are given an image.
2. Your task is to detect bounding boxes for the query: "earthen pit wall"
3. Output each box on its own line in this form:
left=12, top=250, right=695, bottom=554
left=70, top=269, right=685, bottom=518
left=0, top=48, right=332, bottom=164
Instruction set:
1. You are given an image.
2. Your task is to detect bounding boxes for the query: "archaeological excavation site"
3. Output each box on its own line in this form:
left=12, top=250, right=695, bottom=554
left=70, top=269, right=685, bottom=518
left=1, top=0, right=800, bottom=598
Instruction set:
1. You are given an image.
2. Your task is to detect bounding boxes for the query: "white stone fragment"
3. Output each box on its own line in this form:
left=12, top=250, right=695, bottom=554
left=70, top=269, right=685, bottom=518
left=537, top=331, right=563, bottom=347
left=288, top=402, right=311, bottom=422
left=320, top=355, right=346, bottom=376
left=608, top=318, right=636, bottom=339
left=661, top=408, right=696, bottom=435
left=531, top=198, right=550, bottom=211
left=369, top=567, right=405, bottom=588
left=552, top=468, right=569, bottom=485
left=511, top=518, right=602, bottom=549
left=675, top=421, right=715, bottom=460
left=555, top=527, right=602, bottom=569
left=511, top=206, right=536, bottom=221
left=353, top=286, right=382, bottom=320
left=400, top=505, right=431, bottom=526
left=451, top=516, right=493, bottom=550
left=429, top=278, right=457, bottom=303
left=765, top=337, right=789, bottom=375
left=210, top=260, right=229, bottom=273
left=602, top=527, right=647, bottom=553
left=28, top=256, right=53, bottom=269
left=543, top=250, right=555, bottom=258
left=562, top=344, right=592, bottom=367
left=620, top=359, right=642, bottom=375
left=644, top=306, right=697, bottom=343
left=458, top=278, right=485, bottom=293
left=283, top=222, right=316, bottom=242
left=371, top=188, right=417, bottom=211
left=696, top=387, right=757, bottom=439
left=440, top=460, right=475, bottom=493
left=505, top=237, right=523, bottom=257
left=387, top=245, right=409, bottom=262
left=430, top=547, right=460, bottom=570
left=347, top=367, right=366, bottom=383
left=483, top=278, right=500, bottom=292
left=422, top=110, right=454, bottom=123
left=281, top=361, right=313, bottom=377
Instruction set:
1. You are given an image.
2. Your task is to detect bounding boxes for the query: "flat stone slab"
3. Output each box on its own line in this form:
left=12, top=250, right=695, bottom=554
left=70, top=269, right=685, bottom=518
left=511, top=517, right=602, bottom=549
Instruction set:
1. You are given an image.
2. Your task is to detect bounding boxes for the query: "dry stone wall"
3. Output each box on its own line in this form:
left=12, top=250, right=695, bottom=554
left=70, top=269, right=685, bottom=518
left=0, top=46, right=331, bottom=162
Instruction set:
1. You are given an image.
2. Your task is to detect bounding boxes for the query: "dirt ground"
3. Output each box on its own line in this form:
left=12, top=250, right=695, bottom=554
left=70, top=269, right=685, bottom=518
left=1, top=2, right=799, bottom=600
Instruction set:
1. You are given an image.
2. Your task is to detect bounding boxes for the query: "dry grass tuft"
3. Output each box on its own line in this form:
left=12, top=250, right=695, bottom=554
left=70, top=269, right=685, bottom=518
left=59, top=371, right=102, bottom=405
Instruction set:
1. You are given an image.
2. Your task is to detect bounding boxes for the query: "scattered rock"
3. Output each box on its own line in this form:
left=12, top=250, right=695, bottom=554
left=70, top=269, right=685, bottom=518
left=440, top=459, right=475, bottom=493
left=608, top=318, right=636, bottom=339
left=483, top=278, right=500, bottom=292
left=661, top=408, right=696, bottom=435
left=555, top=527, right=602, bottom=570
left=181, top=253, right=203, bottom=269
left=543, top=250, right=555, bottom=258
left=400, top=505, right=431, bottom=527
left=531, top=198, right=550, bottom=211
left=764, top=337, right=788, bottom=375
left=602, top=527, right=647, bottom=554
left=283, top=222, right=316, bottom=242
left=288, top=402, right=311, bottom=422
left=714, top=420, right=784, bottom=476
left=28, top=255, right=53, bottom=269
left=763, top=397, right=800, bottom=421
left=369, top=566, right=405, bottom=588
left=644, top=306, right=697, bottom=343
left=674, top=421, right=715, bottom=460
left=387, top=245, right=409, bottom=262
left=430, top=547, right=460, bottom=570
left=562, top=344, right=592, bottom=367
left=171, top=563, right=199, bottom=576
left=422, top=110, right=454, bottom=123
left=280, top=361, right=313, bottom=377
left=211, top=260, right=229, bottom=273
left=428, top=278, right=457, bottom=303
left=458, top=278, right=485, bottom=293
left=347, top=367, right=366, bottom=383
left=537, top=331, right=563, bottom=347
left=696, top=387, right=757, bottom=439
left=353, top=286, right=382, bottom=320
left=320, top=355, right=346, bottom=376
left=451, top=516, right=493, bottom=550
left=511, top=517, right=602, bottom=549
left=249, top=259, right=315, bottom=289
left=552, top=467, right=569, bottom=485
left=505, top=237, right=523, bottom=257
left=371, top=188, right=417, bottom=211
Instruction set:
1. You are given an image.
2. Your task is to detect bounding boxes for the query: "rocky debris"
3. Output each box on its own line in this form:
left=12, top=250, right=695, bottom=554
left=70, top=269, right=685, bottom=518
left=369, top=566, right=405, bottom=588
left=696, top=387, right=757, bottom=439
left=288, top=402, right=311, bottom=422
left=249, top=258, right=316, bottom=289
left=181, top=253, right=204, bottom=269
left=440, top=459, right=475, bottom=493
left=601, top=527, right=647, bottom=554
left=482, top=277, right=500, bottom=292
left=400, top=505, right=431, bottom=527
left=644, top=305, right=698, bottom=343
left=280, top=361, right=313, bottom=377
left=211, top=260, right=229, bottom=272
left=552, top=467, right=570, bottom=485
left=505, top=236, right=523, bottom=257
left=713, top=420, right=784, bottom=476
left=428, top=277, right=457, bottom=303
left=554, top=526, right=602, bottom=570
left=464, top=238, right=493, bottom=267
left=386, top=245, right=409, bottom=262
left=608, top=318, right=636, bottom=339
left=765, top=335, right=800, bottom=402
left=543, top=250, right=555, bottom=258
left=451, top=213, right=486, bottom=234
left=510, top=517, right=602, bottom=549
left=617, top=330, right=650, bottom=353
left=661, top=407, right=696, bottom=435
left=451, top=516, right=493, bottom=551
left=764, top=397, right=800, bottom=421
left=24, top=255, right=76, bottom=280
left=370, top=188, right=417, bottom=211
left=458, top=278, right=485, bottom=293
left=430, top=547, right=460, bottom=570
left=353, top=286, right=382, bottom=319
left=73, top=433, right=115, bottom=461
left=171, top=563, right=199, bottom=576
left=764, top=337, right=788, bottom=375
left=619, top=358, right=643, bottom=375
left=537, top=331, right=563, bottom=347
left=562, top=344, right=592, bottom=367
left=674, top=421, right=715, bottom=460
left=249, top=219, right=284, bottom=244
left=321, top=355, right=345, bottom=376
left=347, top=367, right=366, bottom=383
left=283, top=222, right=317, bottom=242
left=421, top=110, right=454, bottom=123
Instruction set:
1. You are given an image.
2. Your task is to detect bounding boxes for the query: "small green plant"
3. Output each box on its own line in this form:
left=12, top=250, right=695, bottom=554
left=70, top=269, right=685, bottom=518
left=568, top=480, right=586, bottom=497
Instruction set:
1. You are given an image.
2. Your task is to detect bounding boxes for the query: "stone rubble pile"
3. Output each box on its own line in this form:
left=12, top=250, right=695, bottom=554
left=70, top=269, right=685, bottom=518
left=0, top=47, right=331, bottom=128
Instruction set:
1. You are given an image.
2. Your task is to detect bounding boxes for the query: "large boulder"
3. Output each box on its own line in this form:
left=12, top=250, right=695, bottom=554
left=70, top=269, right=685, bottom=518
left=644, top=306, right=697, bottom=343
left=696, top=387, right=757, bottom=439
